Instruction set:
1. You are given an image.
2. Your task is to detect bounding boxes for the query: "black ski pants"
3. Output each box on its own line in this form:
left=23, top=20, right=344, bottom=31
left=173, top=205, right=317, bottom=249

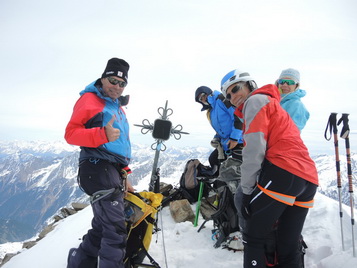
left=208, top=148, right=226, bottom=176
left=242, top=160, right=317, bottom=268
left=76, top=159, right=127, bottom=268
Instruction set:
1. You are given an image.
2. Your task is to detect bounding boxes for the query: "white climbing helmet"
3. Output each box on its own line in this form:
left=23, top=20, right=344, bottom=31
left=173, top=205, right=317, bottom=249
left=220, top=69, right=256, bottom=97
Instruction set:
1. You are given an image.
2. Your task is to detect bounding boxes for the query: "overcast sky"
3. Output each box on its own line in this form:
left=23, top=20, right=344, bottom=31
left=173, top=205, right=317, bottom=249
left=1, top=0, right=356, bottom=156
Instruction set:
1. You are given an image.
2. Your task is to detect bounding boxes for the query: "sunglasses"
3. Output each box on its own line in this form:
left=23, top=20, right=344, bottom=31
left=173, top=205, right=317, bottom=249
left=226, top=84, right=242, bottom=100
left=107, top=77, right=127, bottom=87
left=278, top=79, right=297, bottom=86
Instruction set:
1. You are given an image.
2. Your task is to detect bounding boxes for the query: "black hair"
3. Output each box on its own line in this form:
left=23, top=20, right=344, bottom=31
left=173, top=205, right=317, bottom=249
left=247, top=80, right=258, bottom=92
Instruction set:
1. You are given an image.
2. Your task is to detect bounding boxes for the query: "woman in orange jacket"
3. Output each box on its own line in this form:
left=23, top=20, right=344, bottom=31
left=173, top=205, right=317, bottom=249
left=220, top=69, right=318, bottom=268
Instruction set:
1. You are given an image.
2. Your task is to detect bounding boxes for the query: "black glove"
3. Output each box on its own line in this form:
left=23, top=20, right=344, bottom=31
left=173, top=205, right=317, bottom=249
left=241, top=194, right=252, bottom=220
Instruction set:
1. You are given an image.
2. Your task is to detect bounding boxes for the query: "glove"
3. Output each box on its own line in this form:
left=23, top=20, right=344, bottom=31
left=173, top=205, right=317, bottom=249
left=241, top=194, right=252, bottom=220
left=210, top=138, right=220, bottom=148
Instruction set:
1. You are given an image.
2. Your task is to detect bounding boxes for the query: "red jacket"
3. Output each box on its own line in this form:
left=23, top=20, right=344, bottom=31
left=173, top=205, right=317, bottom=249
left=235, top=84, right=318, bottom=195
left=65, top=80, right=131, bottom=166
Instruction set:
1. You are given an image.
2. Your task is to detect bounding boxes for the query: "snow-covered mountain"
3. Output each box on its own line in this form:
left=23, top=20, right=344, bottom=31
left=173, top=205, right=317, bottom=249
left=0, top=140, right=211, bottom=243
left=314, top=153, right=357, bottom=207
left=0, top=139, right=356, bottom=266
left=0, top=140, right=81, bottom=243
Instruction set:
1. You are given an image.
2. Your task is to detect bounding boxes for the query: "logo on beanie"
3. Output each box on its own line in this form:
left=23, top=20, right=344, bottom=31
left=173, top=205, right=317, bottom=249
left=117, top=71, right=123, bottom=77
left=105, top=71, right=114, bottom=75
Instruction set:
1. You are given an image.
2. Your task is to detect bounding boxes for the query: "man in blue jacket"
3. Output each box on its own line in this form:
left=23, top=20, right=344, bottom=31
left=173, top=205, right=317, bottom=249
left=65, top=57, right=134, bottom=268
left=195, top=86, right=243, bottom=170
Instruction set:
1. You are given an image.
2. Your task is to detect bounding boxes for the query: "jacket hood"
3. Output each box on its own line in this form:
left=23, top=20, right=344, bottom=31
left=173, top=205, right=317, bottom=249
left=80, top=79, right=103, bottom=97
left=281, top=89, right=306, bottom=101
left=234, top=84, right=280, bottom=119
left=251, top=84, right=281, bottom=102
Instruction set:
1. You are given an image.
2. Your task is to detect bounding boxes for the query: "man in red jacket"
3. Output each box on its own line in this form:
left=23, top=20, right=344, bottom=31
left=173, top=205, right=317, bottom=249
left=220, top=69, right=318, bottom=268
left=65, top=58, right=134, bottom=268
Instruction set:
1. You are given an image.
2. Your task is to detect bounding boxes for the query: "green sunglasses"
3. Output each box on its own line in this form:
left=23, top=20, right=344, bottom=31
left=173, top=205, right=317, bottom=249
left=278, top=79, right=297, bottom=86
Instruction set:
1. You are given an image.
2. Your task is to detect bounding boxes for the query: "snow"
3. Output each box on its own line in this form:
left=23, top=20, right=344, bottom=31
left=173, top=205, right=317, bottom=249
left=0, top=243, right=22, bottom=260
left=1, top=192, right=357, bottom=268
left=31, top=162, right=62, bottom=187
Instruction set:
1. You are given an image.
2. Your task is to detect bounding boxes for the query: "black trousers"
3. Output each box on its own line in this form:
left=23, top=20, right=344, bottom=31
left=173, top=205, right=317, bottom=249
left=70, top=159, right=126, bottom=268
left=243, top=161, right=317, bottom=268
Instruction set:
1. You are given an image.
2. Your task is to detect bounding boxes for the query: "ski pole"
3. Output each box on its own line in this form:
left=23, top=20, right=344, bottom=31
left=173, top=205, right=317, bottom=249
left=194, top=180, right=205, bottom=227
left=337, top=113, right=356, bottom=257
left=324, top=112, right=345, bottom=251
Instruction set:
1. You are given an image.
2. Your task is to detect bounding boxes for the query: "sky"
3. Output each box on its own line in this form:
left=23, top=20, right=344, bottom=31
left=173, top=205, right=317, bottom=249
left=1, top=0, right=357, bottom=156
left=1, top=191, right=357, bottom=268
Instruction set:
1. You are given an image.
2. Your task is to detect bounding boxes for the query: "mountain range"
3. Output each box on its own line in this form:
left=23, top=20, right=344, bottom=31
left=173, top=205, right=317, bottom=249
left=0, top=140, right=356, bottom=244
left=0, top=140, right=211, bottom=243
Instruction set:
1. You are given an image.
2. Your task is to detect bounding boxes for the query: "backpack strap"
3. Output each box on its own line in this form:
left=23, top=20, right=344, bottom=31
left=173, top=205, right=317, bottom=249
left=130, top=240, right=161, bottom=268
left=90, top=188, right=116, bottom=204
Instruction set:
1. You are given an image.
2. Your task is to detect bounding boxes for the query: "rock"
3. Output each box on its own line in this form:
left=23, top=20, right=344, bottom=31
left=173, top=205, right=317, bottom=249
left=53, top=215, right=63, bottom=222
left=60, top=207, right=77, bottom=218
left=37, top=223, right=55, bottom=240
left=71, top=202, right=88, bottom=211
left=159, top=182, right=173, bottom=196
left=22, top=240, right=37, bottom=249
left=169, top=199, right=195, bottom=223
left=1, top=253, right=17, bottom=266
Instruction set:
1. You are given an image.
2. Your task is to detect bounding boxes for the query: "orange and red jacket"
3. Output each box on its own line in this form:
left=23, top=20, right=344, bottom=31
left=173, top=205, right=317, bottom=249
left=235, top=84, right=318, bottom=195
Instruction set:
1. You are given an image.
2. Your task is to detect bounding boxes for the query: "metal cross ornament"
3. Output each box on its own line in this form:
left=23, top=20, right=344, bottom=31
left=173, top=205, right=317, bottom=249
left=134, top=101, right=189, bottom=192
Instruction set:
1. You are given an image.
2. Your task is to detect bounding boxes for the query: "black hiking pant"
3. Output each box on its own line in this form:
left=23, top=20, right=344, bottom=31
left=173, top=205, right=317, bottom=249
left=240, top=160, right=317, bottom=268
left=208, top=149, right=226, bottom=176
left=68, top=159, right=127, bottom=268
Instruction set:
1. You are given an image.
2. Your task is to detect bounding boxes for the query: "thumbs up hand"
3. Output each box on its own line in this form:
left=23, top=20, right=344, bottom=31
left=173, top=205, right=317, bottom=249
left=104, top=115, right=120, bottom=142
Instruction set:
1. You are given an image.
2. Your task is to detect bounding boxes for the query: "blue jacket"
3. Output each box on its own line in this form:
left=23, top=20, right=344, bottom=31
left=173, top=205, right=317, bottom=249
left=280, top=89, right=310, bottom=131
left=207, top=91, right=243, bottom=151
left=65, top=79, right=131, bottom=166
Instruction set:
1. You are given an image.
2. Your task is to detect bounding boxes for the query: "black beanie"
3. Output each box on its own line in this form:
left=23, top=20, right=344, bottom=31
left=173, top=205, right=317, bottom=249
left=101, top=58, right=130, bottom=83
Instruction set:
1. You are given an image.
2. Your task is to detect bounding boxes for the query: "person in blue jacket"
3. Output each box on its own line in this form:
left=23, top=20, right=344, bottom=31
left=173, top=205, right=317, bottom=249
left=275, top=68, right=310, bottom=131
left=195, top=86, right=243, bottom=170
left=65, top=57, right=134, bottom=268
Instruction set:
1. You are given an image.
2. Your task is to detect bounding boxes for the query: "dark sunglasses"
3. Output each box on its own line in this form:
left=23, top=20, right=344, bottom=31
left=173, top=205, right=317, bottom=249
left=107, top=77, right=127, bottom=87
left=226, top=84, right=242, bottom=100
left=278, top=79, right=297, bottom=86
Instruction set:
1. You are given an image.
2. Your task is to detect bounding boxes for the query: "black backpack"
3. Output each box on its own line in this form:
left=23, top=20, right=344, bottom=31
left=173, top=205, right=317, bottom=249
left=198, top=185, right=240, bottom=248
left=195, top=156, right=242, bottom=249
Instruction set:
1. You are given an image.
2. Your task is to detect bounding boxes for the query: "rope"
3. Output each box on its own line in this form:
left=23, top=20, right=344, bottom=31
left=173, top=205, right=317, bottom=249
left=159, top=207, right=169, bottom=268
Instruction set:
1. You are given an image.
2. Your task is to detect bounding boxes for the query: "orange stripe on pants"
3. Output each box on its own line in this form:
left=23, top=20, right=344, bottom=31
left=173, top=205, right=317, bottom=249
left=257, top=184, right=314, bottom=208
